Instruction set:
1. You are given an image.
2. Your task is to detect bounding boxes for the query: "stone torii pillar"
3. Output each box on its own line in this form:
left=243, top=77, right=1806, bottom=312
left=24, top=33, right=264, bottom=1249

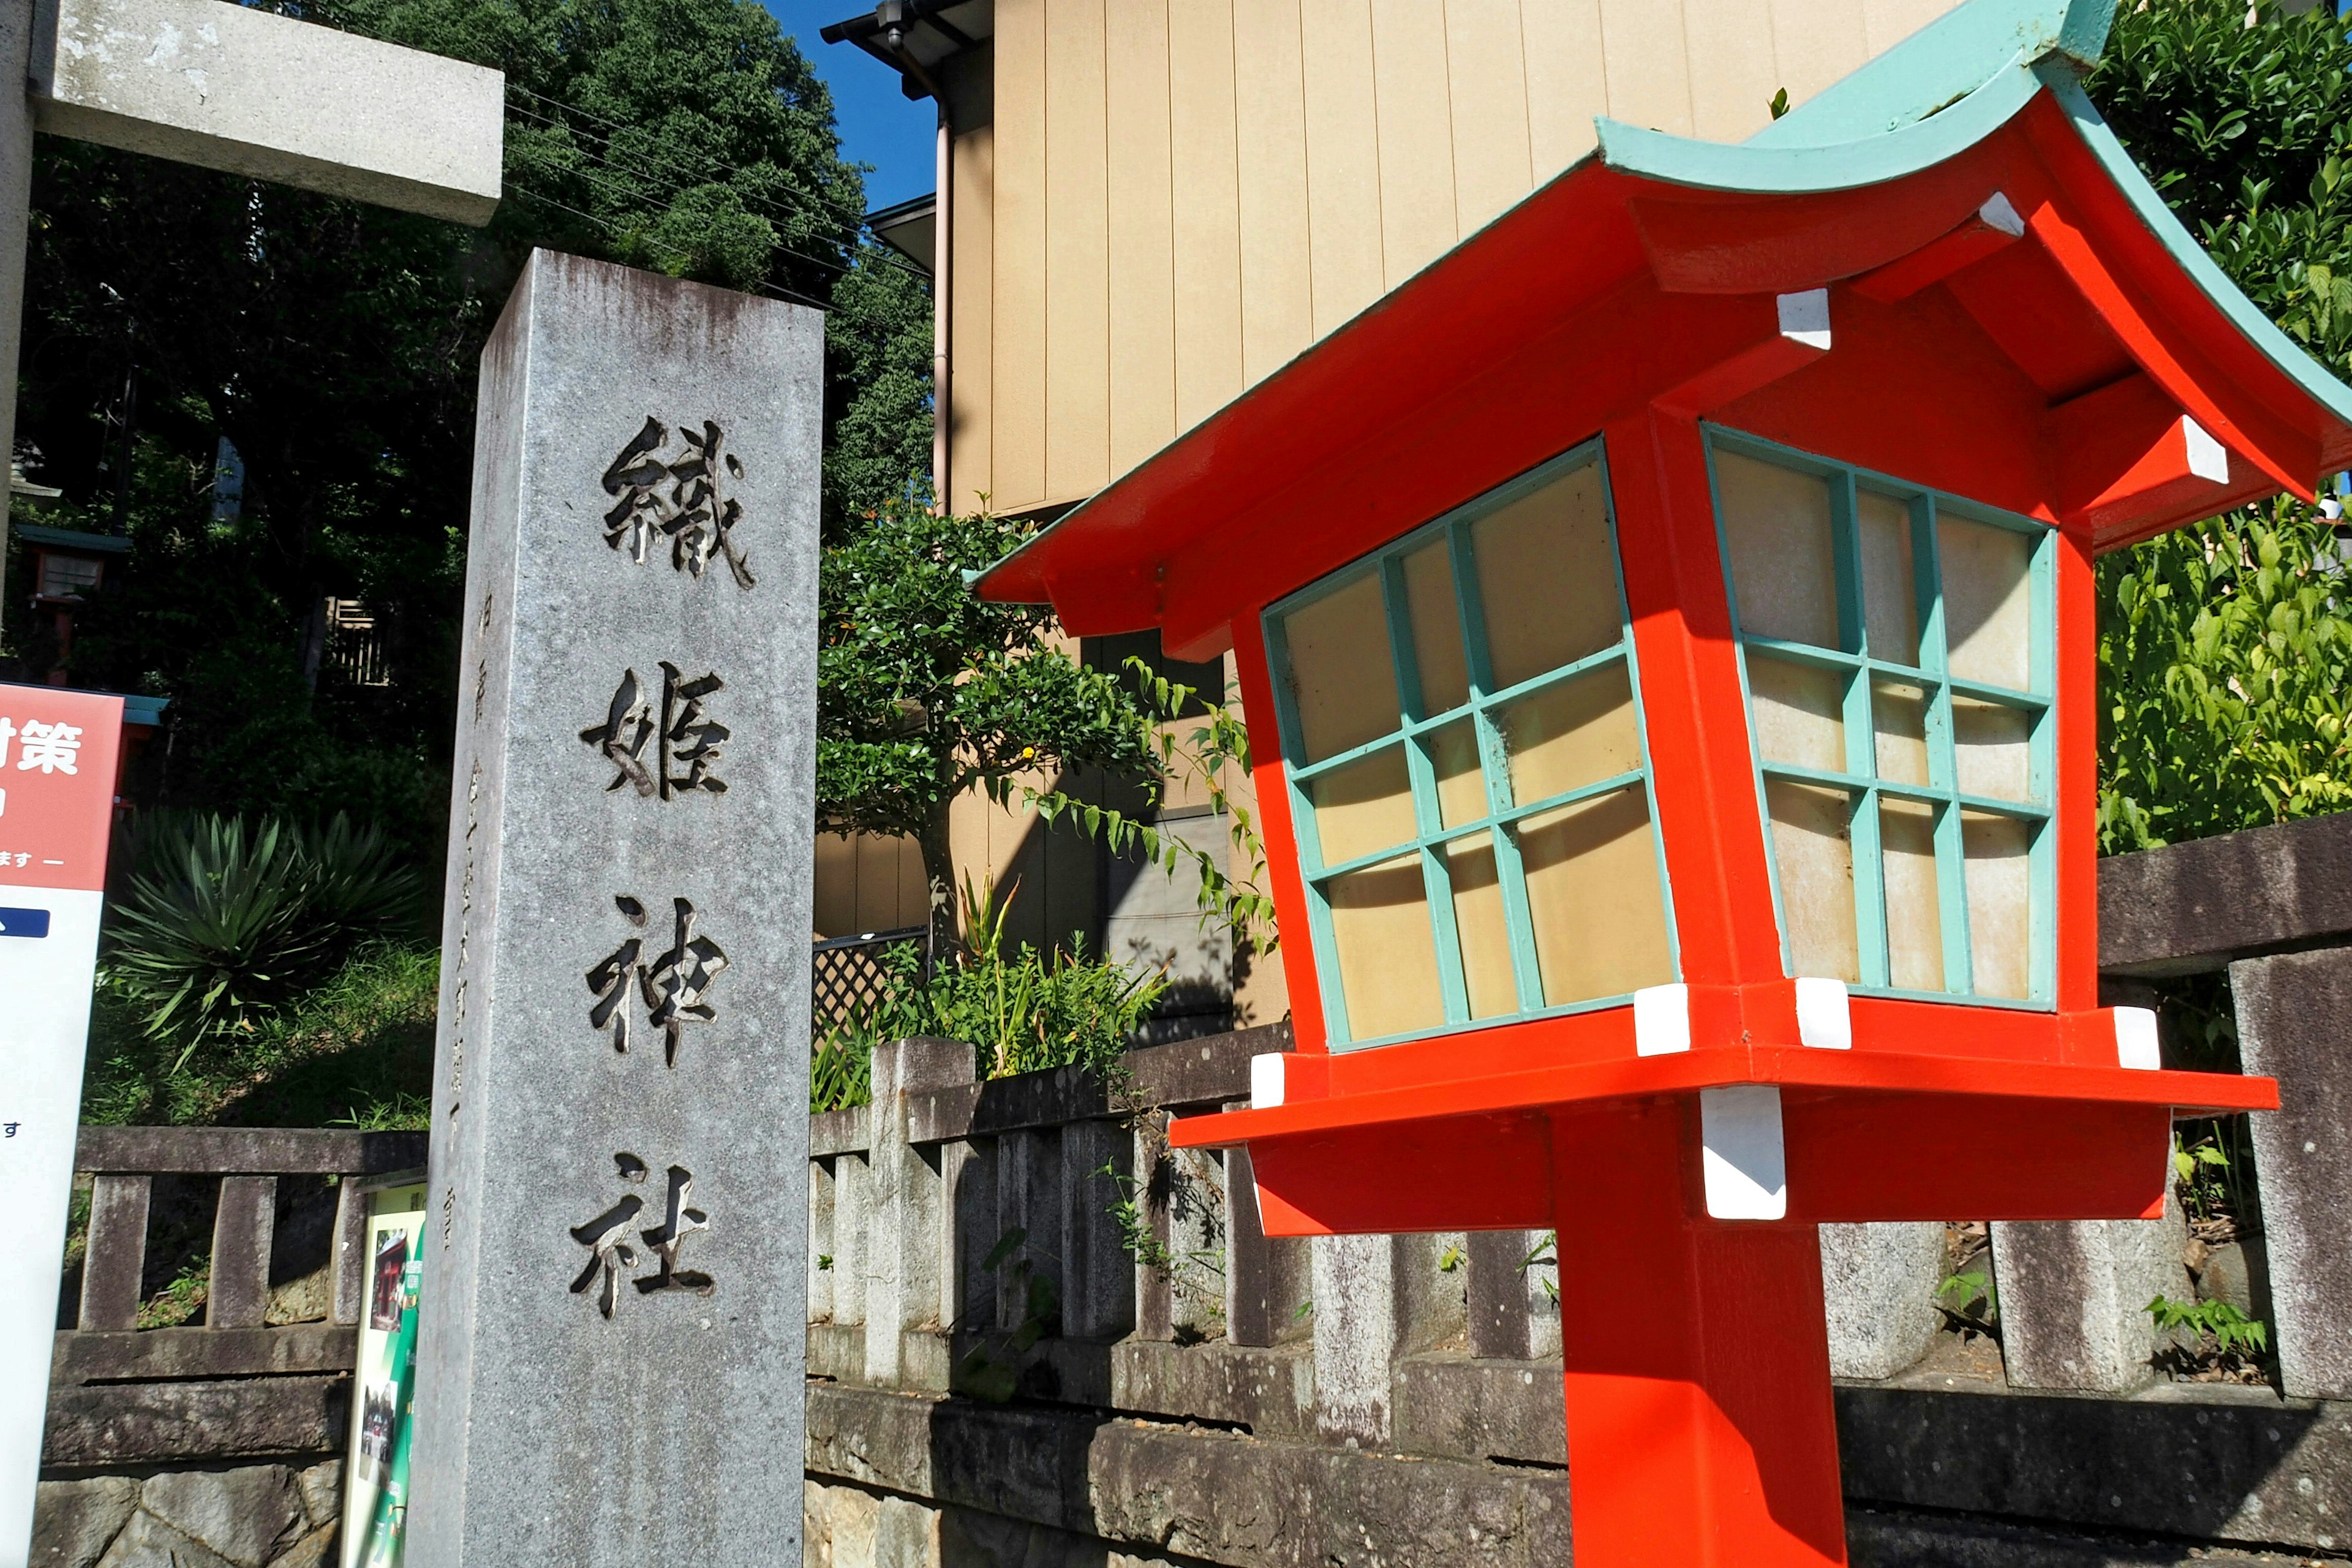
left=0, top=0, right=502, bottom=598
left=0, top=2, right=496, bottom=1559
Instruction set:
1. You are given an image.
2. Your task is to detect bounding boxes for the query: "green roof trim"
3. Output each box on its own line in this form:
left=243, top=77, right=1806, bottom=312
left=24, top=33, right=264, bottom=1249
left=1746, top=0, right=2115, bottom=149
left=1594, top=56, right=2041, bottom=195
left=13, top=524, right=131, bottom=554
left=2034, top=60, right=2352, bottom=430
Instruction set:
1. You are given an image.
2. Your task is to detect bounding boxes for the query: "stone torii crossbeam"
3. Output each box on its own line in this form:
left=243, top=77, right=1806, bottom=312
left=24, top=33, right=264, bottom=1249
left=0, top=1, right=497, bottom=1556
left=0, top=0, right=502, bottom=597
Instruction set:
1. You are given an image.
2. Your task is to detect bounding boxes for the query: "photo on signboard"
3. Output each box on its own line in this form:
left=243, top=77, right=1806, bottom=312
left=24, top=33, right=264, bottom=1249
left=369, top=1231, right=409, bottom=1332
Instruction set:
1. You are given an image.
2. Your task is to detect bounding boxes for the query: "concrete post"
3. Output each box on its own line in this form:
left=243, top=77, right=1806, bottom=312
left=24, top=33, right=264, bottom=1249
left=1819, top=1222, right=1943, bottom=1380
left=1061, top=1120, right=1137, bottom=1340
left=408, top=252, right=822, bottom=1568
left=2230, top=948, right=2352, bottom=1399
left=862, top=1039, right=970, bottom=1387
left=1991, top=1198, right=2190, bottom=1392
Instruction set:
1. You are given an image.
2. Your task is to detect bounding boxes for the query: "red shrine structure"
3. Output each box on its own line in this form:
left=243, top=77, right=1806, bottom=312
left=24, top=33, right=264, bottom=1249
left=973, top=1, right=2352, bottom=1562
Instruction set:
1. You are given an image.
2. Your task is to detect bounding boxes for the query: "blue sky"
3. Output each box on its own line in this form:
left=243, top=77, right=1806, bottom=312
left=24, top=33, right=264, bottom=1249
left=764, top=1, right=940, bottom=213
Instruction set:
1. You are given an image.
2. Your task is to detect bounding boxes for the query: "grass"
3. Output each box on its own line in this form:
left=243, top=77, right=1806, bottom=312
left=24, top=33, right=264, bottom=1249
left=81, top=940, right=438, bottom=1130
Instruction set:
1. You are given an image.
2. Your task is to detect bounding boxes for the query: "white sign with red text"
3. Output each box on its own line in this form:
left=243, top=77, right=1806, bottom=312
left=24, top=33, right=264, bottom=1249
left=0, top=685, right=121, bottom=1568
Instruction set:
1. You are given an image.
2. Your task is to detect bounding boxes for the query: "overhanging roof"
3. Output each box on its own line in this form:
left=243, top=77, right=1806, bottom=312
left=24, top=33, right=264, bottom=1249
left=971, top=0, right=2352, bottom=638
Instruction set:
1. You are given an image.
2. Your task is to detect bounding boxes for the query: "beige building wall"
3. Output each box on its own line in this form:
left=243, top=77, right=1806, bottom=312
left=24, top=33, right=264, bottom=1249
left=941, top=0, right=1961, bottom=518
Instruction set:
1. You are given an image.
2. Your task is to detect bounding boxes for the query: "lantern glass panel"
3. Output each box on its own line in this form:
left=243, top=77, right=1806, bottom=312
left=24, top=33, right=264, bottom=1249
left=1878, top=797, right=1945, bottom=993
left=1871, top=680, right=1932, bottom=787
left=1763, top=780, right=1863, bottom=984
left=1310, top=746, right=1418, bottom=865
left=1714, top=450, right=1841, bottom=647
left=1498, top=664, right=1643, bottom=806
left=1472, top=461, right=1623, bottom=687
left=1857, top=489, right=1921, bottom=666
left=1281, top=571, right=1400, bottom=763
left=1518, top=788, right=1675, bottom=1005
left=1445, top=834, right=1519, bottom=1019
left=1939, top=515, right=2036, bottom=691
left=1962, top=811, right=2036, bottom=999
left=1711, top=430, right=2054, bottom=1006
left=1403, top=540, right=1471, bottom=714
left=1268, top=441, right=1676, bottom=1049
left=1953, top=696, right=2035, bottom=802
left=1326, top=855, right=1447, bottom=1037
left=1429, top=720, right=1487, bottom=829
left=1746, top=657, right=1846, bottom=774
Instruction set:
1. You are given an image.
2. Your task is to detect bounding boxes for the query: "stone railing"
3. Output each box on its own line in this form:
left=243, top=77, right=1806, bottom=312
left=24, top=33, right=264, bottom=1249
left=37, top=1126, right=424, bottom=1568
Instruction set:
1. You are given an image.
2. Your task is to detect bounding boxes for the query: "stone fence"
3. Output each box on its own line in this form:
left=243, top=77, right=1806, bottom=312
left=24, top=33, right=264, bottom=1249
left=37, top=1126, right=424, bottom=1568
left=36, top=812, right=2352, bottom=1567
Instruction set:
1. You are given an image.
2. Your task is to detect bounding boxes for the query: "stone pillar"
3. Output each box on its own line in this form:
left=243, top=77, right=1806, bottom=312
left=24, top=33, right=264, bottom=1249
left=1819, top=1222, right=1942, bottom=1380
left=0, top=0, right=36, bottom=608
left=1991, top=1199, right=2190, bottom=1392
left=862, top=1039, right=970, bottom=1387
left=409, top=251, right=822, bottom=1568
left=1061, top=1120, right=1137, bottom=1340
left=1312, top=1232, right=1464, bottom=1446
left=2231, top=948, right=2352, bottom=1399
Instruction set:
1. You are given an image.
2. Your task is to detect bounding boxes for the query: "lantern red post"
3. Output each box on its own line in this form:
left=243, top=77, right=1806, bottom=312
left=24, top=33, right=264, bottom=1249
left=971, top=2, right=2352, bottom=1562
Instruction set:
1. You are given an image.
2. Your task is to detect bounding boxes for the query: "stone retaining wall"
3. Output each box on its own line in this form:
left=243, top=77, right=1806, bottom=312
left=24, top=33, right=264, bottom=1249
left=35, top=1461, right=341, bottom=1568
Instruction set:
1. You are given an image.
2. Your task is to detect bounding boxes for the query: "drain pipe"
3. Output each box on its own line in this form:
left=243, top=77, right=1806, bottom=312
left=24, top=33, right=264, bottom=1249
left=882, top=14, right=952, bottom=517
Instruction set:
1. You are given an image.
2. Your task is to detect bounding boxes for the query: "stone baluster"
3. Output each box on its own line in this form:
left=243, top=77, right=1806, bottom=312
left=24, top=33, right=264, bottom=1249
left=1061, top=1120, right=1136, bottom=1340
left=1991, top=1197, right=2190, bottom=1392
left=996, top=1129, right=1063, bottom=1332
left=940, top=1137, right=996, bottom=1337
left=1819, top=1222, right=1943, bottom=1379
left=832, top=1150, right=869, bottom=1333
left=2230, top=949, right=2352, bottom=1399
left=1313, top=1232, right=1467, bottom=1447
left=808, top=1156, right=835, bottom=1324
left=862, top=1038, right=972, bottom=1387
left=1467, top=1231, right=1559, bottom=1360
left=1224, top=1141, right=1310, bottom=1349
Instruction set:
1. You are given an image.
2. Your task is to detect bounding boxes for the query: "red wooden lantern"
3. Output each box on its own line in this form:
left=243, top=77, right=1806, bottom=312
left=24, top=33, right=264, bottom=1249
left=973, top=2, right=2351, bottom=1562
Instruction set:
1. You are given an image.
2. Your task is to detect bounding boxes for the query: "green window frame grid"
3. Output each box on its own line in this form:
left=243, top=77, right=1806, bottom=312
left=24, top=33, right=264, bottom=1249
left=1705, top=426, right=2059, bottom=1009
left=1262, top=440, right=1680, bottom=1050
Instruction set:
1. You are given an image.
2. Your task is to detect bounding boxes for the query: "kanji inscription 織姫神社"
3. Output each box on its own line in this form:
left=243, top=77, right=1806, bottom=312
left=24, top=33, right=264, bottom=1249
left=407, top=251, right=821, bottom=1568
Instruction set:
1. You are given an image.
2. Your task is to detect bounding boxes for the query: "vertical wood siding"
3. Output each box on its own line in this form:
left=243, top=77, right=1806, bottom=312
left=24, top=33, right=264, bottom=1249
left=949, top=0, right=1961, bottom=521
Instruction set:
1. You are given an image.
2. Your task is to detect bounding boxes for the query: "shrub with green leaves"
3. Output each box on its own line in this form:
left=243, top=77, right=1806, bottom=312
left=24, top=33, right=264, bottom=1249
left=2098, top=502, right=2352, bottom=850
left=811, top=876, right=1168, bottom=1112
left=107, top=810, right=424, bottom=1054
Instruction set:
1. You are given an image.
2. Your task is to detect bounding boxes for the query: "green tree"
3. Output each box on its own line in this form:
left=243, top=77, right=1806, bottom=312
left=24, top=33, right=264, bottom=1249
left=12, top=0, right=932, bottom=862
left=815, top=507, right=1167, bottom=955
left=2087, top=0, right=2352, bottom=850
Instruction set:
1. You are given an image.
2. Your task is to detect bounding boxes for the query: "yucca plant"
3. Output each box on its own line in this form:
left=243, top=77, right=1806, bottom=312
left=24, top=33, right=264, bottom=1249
left=106, top=811, right=424, bottom=1060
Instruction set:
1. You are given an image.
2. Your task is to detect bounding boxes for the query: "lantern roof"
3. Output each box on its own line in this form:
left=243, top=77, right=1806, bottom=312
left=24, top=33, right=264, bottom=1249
left=971, top=0, right=2352, bottom=653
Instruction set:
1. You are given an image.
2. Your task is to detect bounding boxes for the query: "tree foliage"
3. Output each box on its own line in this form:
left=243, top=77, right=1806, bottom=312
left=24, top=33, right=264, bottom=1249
left=815, top=507, right=1167, bottom=947
left=2087, top=0, right=2352, bottom=850
left=10, top=0, right=933, bottom=868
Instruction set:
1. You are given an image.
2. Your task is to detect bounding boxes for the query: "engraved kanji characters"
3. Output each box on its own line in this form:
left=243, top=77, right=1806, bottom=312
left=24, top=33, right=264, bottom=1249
left=600, top=417, right=755, bottom=589
left=568, top=1155, right=712, bottom=1319
left=584, top=895, right=729, bottom=1066
left=579, top=663, right=729, bottom=799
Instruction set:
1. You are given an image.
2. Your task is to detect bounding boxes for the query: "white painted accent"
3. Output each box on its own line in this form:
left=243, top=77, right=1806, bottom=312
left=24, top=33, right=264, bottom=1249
left=1777, top=288, right=1831, bottom=352
left=2182, top=417, right=2230, bottom=484
left=1250, top=1052, right=1287, bottom=1109
left=1795, top=976, right=1853, bottom=1050
left=1977, top=190, right=2026, bottom=238
left=1634, top=983, right=1692, bottom=1056
left=2320, top=497, right=2342, bottom=522
left=1700, top=1085, right=1789, bottom=1221
left=0, top=886, right=105, bottom=1562
left=2115, top=1006, right=2162, bottom=1071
